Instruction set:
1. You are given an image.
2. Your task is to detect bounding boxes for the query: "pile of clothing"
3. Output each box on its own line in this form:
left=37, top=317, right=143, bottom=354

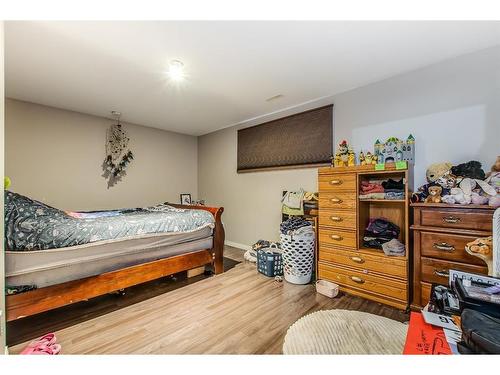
left=280, top=216, right=313, bottom=235
left=363, top=218, right=405, bottom=256
left=281, top=190, right=318, bottom=216
left=359, top=178, right=405, bottom=200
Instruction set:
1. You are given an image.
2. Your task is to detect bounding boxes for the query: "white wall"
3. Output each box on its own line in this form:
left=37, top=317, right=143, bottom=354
left=6, top=99, right=199, bottom=211
left=198, top=46, right=500, bottom=247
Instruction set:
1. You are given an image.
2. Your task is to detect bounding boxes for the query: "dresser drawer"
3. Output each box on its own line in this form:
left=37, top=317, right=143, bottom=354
left=421, top=257, right=487, bottom=285
left=419, top=208, right=493, bottom=232
left=419, top=231, right=487, bottom=266
left=318, top=173, right=356, bottom=192
left=318, top=209, right=356, bottom=229
left=318, top=262, right=407, bottom=301
left=319, top=228, right=357, bottom=249
left=319, top=247, right=407, bottom=279
left=319, top=192, right=356, bottom=210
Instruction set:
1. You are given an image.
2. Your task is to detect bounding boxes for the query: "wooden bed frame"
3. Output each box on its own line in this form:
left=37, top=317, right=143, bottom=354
left=5, top=204, right=225, bottom=322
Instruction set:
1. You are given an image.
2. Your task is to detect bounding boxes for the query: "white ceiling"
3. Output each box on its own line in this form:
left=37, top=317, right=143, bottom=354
left=5, top=21, right=500, bottom=136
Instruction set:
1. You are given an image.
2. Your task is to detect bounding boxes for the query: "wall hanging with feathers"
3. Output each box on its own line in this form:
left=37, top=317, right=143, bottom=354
left=102, top=111, right=134, bottom=188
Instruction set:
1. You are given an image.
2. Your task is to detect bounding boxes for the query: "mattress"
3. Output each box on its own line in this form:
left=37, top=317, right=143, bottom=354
left=6, top=225, right=213, bottom=288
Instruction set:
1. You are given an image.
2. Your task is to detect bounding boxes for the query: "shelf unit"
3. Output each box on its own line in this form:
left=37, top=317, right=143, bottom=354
left=317, top=163, right=412, bottom=310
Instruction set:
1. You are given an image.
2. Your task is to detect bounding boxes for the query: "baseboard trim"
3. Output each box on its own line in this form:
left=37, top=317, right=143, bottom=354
left=225, top=241, right=251, bottom=251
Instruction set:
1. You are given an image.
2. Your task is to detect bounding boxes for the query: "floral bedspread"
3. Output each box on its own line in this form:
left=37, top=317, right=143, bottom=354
left=5, top=191, right=214, bottom=251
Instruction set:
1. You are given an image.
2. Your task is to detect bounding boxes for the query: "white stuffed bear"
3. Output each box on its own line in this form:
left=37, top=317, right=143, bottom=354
left=441, top=177, right=496, bottom=205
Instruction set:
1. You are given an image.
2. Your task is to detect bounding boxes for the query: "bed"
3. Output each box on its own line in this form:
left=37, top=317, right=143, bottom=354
left=4, top=191, right=225, bottom=321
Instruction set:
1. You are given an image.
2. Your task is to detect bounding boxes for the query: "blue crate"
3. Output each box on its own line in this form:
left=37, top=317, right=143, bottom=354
left=257, top=247, right=283, bottom=277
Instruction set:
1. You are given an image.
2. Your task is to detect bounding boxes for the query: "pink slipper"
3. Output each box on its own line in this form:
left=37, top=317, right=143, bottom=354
left=29, top=344, right=62, bottom=355
left=20, top=333, right=57, bottom=355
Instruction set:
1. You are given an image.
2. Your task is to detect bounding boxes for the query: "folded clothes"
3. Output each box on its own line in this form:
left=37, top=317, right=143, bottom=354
left=382, top=178, right=404, bottom=191
left=359, top=192, right=386, bottom=200
left=360, top=181, right=385, bottom=194
left=363, top=236, right=396, bottom=249
left=385, top=191, right=405, bottom=200
left=381, top=239, right=406, bottom=256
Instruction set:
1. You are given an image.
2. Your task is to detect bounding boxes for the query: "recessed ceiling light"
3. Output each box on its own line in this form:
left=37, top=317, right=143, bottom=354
left=166, top=60, right=185, bottom=82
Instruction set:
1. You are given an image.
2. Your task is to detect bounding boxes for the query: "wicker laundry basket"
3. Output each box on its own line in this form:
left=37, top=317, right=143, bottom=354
left=280, top=231, right=315, bottom=284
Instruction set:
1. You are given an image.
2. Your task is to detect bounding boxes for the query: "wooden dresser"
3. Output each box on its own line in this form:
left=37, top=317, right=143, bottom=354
left=411, top=203, right=493, bottom=309
left=317, top=164, right=412, bottom=310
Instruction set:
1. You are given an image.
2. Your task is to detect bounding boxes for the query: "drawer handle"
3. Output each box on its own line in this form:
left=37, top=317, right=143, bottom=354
left=330, top=234, right=343, bottom=241
left=350, top=256, right=364, bottom=264
left=433, top=242, right=455, bottom=252
left=330, top=216, right=343, bottom=222
left=434, top=269, right=450, bottom=278
left=330, top=198, right=343, bottom=204
left=329, top=180, right=343, bottom=185
left=351, top=276, right=365, bottom=284
left=443, top=216, right=461, bottom=224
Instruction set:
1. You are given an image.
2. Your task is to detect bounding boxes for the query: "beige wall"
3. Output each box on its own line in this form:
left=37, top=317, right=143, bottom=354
left=5, top=99, right=198, bottom=211
left=198, top=46, right=500, bottom=248
left=0, top=21, right=6, bottom=354
left=198, top=127, right=318, bottom=248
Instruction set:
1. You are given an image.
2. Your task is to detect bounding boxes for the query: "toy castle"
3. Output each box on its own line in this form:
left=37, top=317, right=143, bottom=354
left=374, top=135, right=415, bottom=164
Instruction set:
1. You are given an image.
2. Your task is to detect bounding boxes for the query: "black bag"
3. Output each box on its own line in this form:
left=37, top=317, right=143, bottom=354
left=459, top=309, right=500, bottom=354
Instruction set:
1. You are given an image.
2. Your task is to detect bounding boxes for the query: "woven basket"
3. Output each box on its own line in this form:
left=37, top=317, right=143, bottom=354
left=280, top=231, right=315, bottom=284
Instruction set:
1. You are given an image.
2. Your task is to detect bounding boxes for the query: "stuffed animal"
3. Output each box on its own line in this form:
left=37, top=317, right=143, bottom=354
left=426, top=162, right=453, bottom=183
left=451, top=160, right=486, bottom=180
left=465, top=236, right=493, bottom=276
left=435, top=173, right=457, bottom=190
left=424, top=185, right=442, bottom=203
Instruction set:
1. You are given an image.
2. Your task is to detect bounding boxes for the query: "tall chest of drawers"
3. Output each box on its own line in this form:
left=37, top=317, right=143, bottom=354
left=317, top=164, right=411, bottom=310
left=410, top=203, right=493, bottom=309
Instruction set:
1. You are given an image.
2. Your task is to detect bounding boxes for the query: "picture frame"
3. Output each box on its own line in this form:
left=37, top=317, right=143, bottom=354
left=180, top=193, right=192, bottom=205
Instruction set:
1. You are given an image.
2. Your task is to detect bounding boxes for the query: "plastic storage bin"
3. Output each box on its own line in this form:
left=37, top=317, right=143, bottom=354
left=280, top=231, right=315, bottom=284
left=257, top=244, right=283, bottom=277
left=316, top=279, right=339, bottom=298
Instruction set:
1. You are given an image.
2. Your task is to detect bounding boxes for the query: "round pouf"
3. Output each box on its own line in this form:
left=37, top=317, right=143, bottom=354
left=280, top=232, right=315, bottom=284
left=283, top=309, right=408, bottom=354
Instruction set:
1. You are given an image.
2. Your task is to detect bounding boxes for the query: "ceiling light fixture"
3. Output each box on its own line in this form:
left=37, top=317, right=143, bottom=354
left=167, top=59, right=185, bottom=82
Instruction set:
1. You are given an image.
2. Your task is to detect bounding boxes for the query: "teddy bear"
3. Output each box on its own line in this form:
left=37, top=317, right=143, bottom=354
left=424, top=185, right=442, bottom=203
left=465, top=236, right=493, bottom=276
left=426, top=162, right=453, bottom=183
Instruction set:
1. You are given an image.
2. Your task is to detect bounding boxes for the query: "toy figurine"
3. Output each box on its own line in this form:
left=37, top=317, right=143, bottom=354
left=359, top=151, right=366, bottom=166
left=335, top=140, right=351, bottom=167
left=333, top=153, right=343, bottom=167
left=365, top=152, right=373, bottom=165
left=347, top=151, right=356, bottom=167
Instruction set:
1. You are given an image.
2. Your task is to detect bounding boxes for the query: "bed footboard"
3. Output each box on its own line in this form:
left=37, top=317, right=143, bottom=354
left=167, top=204, right=225, bottom=274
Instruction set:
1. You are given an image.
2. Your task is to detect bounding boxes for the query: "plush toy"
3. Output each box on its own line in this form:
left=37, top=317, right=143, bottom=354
left=435, top=173, right=457, bottom=190
left=424, top=185, right=442, bottom=203
left=359, top=151, right=366, bottom=166
left=485, top=156, right=500, bottom=191
left=426, top=162, right=453, bottom=183
left=465, top=236, right=493, bottom=276
left=451, top=160, right=486, bottom=180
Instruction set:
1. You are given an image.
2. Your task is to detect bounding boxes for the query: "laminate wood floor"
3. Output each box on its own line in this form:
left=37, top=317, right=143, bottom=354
left=9, top=246, right=408, bottom=354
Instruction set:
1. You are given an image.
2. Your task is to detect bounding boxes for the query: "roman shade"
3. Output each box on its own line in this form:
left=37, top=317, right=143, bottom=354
left=237, top=105, right=333, bottom=172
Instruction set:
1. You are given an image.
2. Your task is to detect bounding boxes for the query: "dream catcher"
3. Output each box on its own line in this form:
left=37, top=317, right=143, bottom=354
left=102, top=111, right=134, bottom=187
